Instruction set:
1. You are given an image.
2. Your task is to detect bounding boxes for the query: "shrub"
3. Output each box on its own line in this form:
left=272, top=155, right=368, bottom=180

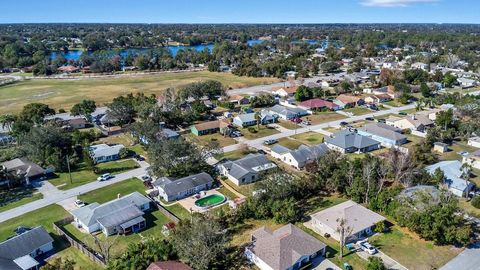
left=471, top=196, right=480, bottom=209
left=248, top=127, right=257, bottom=133
left=374, top=221, right=386, bottom=233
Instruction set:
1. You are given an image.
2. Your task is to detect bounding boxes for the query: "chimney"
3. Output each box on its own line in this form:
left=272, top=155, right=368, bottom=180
left=117, top=193, right=121, bottom=199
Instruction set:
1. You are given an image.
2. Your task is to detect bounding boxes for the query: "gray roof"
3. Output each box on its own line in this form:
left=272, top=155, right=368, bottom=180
left=325, top=130, right=380, bottom=150
left=250, top=224, right=326, bottom=270
left=219, top=154, right=277, bottom=180
left=235, top=113, right=256, bottom=123
left=153, top=172, right=214, bottom=197
left=311, top=200, right=386, bottom=236
left=44, top=112, right=83, bottom=122
left=0, top=226, right=53, bottom=270
left=358, top=123, right=406, bottom=142
left=269, top=105, right=307, bottom=118
left=71, top=192, right=150, bottom=227
left=288, top=144, right=329, bottom=165
left=1, top=158, right=45, bottom=178
left=271, top=144, right=290, bottom=155
left=89, top=144, right=124, bottom=159
left=161, top=128, right=179, bottom=139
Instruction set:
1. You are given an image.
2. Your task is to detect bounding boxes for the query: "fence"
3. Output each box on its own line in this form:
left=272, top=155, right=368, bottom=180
left=150, top=196, right=181, bottom=224
left=52, top=217, right=106, bottom=266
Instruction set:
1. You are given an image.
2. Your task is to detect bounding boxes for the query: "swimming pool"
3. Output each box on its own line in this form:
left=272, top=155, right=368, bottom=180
left=194, top=194, right=226, bottom=209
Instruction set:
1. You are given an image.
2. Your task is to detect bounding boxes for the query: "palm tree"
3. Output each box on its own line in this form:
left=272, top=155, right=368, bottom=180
left=461, top=162, right=473, bottom=198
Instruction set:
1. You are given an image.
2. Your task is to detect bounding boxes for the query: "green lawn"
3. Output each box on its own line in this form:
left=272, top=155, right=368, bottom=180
left=292, top=132, right=324, bottom=145
left=53, top=247, right=104, bottom=270
left=399, top=108, right=418, bottom=114
left=78, top=178, right=146, bottom=204
left=224, top=179, right=256, bottom=197
left=185, top=132, right=236, bottom=148
left=277, top=120, right=299, bottom=130
left=385, top=100, right=404, bottom=107
left=164, top=203, right=192, bottom=220
left=49, top=159, right=139, bottom=190
left=343, top=107, right=372, bottom=116
left=0, top=193, right=43, bottom=213
left=369, top=226, right=462, bottom=270
left=241, top=126, right=279, bottom=140
left=302, top=112, right=346, bottom=124
left=217, top=186, right=239, bottom=200
left=214, top=149, right=255, bottom=161
left=276, top=137, right=304, bottom=150
left=439, top=141, right=477, bottom=161
left=0, top=71, right=279, bottom=114
left=459, top=198, right=480, bottom=218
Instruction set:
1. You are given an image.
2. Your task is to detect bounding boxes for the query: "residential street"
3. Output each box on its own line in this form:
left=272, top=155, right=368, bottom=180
left=227, top=76, right=324, bottom=96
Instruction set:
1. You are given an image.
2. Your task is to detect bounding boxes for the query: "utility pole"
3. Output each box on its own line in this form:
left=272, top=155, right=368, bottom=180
left=66, top=155, right=72, bottom=184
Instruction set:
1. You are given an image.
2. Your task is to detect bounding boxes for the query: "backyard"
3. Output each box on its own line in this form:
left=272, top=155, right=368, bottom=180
left=48, top=159, right=139, bottom=190
left=0, top=71, right=279, bottom=114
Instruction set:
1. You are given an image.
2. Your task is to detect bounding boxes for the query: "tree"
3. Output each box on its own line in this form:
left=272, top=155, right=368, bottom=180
left=435, top=109, right=455, bottom=131
left=20, top=103, right=55, bottom=124
left=443, top=72, right=457, bottom=88
left=367, top=257, right=386, bottom=270
left=106, top=96, right=135, bottom=126
left=0, top=114, right=16, bottom=131
left=71, top=99, right=96, bottom=119
left=171, top=215, right=228, bottom=270
left=420, top=82, right=432, bottom=98
left=93, top=233, right=119, bottom=263
left=336, top=217, right=353, bottom=259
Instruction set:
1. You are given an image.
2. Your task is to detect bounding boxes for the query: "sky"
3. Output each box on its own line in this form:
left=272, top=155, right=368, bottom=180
left=0, top=0, right=478, bottom=24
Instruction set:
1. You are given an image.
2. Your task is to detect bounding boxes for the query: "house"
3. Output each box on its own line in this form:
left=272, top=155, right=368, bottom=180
left=245, top=224, right=327, bottom=270
left=414, top=108, right=441, bottom=121
left=463, top=150, right=480, bottom=170
left=411, top=62, right=429, bottom=71
left=44, top=113, right=88, bottom=129
left=325, top=130, right=381, bottom=154
left=147, top=261, right=193, bottom=270
left=0, top=125, right=14, bottom=145
left=153, top=172, right=214, bottom=202
left=271, top=86, right=298, bottom=97
left=364, top=94, right=391, bottom=104
left=229, top=94, right=250, bottom=105
left=310, top=200, right=386, bottom=242
left=357, top=123, right=407, bottom=147
left=233, top=112, right=277, bottom=128
left=270, top=143, right=329, bottom=170
left=89, top=144, right=124, bottom=163
left=191, top=120, right=230, bottom=136
left=433, top=142, right=449, bottom=153
left=373, top=85, right=398, bottom=99
left=298, top=98, right=339, bottom=111
left=218, top=154, right=277, bottom=185
left=426, top=160, right=474, bottom=197
left=0, top=158, right=46, bottom=186
left=71, top=192, right=151, bottom=236
left=457, top=77, right=478, bottom=88
left=389, top=114, right=434, bottom=132
left=0, top=226, right=54, bottom=270
left=334, top=95, right=364, bottom=108
left=468, top=137, right=480, bottom=148
left=58, top=65, right=80, bottom=73
left=268, top=105, right=309, bottom=120
left=320, top=78, right=340, bottom=88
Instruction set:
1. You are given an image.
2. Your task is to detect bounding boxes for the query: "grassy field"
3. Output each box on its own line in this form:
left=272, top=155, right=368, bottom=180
left=164, top=203, right=192, bottom=220
left=185, top=132, right=236, bottom=148
left=343, top=107, right=372, bottom=116
left=276, top=120, right=299, bottom=130
left=302, top=112, right=346, bottom=124
left=439, top=140, right=477, bottom=161
left=78, top=178, right=145, bottom=203
left=276, top=137, right=304, bottom=149
left=369, top=226, right=462, bottom=270
left=217, top=186, right=239, bottom=200
left=385, top=100, right=405, bottom=107
left=214, top=149, right=255, bottom=161
left=48, top=159, right=139, bottom=190
left=292, top=132, right=324, bottom=145
left=0, top=71, right=279, bottom=114
left=241, top=126, right=279, bottom=140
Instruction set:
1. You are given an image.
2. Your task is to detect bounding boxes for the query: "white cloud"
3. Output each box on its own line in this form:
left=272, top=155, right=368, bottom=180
left=361, top=0, right=439, bottom=7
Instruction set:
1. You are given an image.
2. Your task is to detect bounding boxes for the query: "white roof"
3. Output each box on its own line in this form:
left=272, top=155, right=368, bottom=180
left=13, top=255, right=39, bottom=270
left=89, top=144, right=124, bottom=159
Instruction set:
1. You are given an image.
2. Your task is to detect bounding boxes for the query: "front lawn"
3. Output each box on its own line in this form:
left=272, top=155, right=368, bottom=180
left=241, top=126, right=279, bottom=140
left=276, top=120, right=299, bottom=130
left=49, top=160, right=139, bottom=190
left=369, top=226, right=462, bottom=270
left=185, top=132, right=236, bottom=148
left=214, top=149, right=255, bottom=161
left=385, top=100, right=405, bottom=107
left=276, top=137, right=304, bottom=150
left=292, top=132, right=324, bottom=145
left=78, top=178, right=146, bottom=204
left=302, top=112, right=346, bottom=124
left=0, top=186, right=43, bottom=213
left=343, top=107, right=372, bottom=116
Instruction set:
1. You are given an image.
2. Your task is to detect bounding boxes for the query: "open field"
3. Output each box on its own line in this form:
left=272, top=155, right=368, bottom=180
left=343, top=107, right=372, bottom=116
left=302, top=112, right=347, bottom=125
left=370, top=226, right=462, bottom=270
left=185, top=132, right=237, bottom=148
left=0, top=71, right=279, bottom=114
left=241, top=125, right=279, bottom=140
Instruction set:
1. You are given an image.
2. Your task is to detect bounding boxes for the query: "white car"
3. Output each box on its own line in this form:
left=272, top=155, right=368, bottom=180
left=74, top=200, right=86, bottom=207
left=97, top=173, right=113, bottom=181
left=359, top=241, right=377, bottom=255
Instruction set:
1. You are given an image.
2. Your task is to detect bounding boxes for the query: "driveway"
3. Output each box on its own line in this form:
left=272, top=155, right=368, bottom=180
left=439, top=242, right=480, bottom=270
left=356, top=249, right=408, bottom=270
left=310, top=256, right=341, bottom=270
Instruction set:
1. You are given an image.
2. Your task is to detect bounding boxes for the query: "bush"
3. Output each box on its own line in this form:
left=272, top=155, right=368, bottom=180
left=471, top=196, right=480, bottom=209
left=367, top=257, right=385, bottom=270
left=248, top=127, right=258, bottom=133
left=374, top=221, right=386, bottom=233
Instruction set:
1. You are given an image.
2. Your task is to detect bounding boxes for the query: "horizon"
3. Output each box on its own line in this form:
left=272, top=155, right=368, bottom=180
left=1, top=0, right=478, bottom=24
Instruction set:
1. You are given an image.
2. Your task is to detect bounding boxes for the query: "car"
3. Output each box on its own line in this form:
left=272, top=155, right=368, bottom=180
left=291, top=118, right=302, bottom=123
left=340, top=121, right=349, bottom=126
left=365, top=117, right=375, bottom=121
left=141, top=175, right=151, bottom=181
left=97, top=173, right=113, bottom=181
left=134, top=155, right=145, bottom=161
left=398, top=112, right=407, bottom=116
left=343, top=262, right=353, bottom=270
left=376, top=118, right=386, bottom=123
left=74, top=200, right=86, bottom=207
left=263, top=139, right=278, bottom=145
left=359, top=241, right=377, bottom=255
left=257, top=149, right=267, bottom=155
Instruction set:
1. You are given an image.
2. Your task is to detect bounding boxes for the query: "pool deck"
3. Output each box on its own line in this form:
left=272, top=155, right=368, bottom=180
left=177, top=189, right=230, bottom=213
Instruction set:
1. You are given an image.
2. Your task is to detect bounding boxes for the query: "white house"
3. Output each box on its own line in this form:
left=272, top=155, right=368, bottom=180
left=153, top=172, right=214, bottom=202
left=310, top=200, right=386, bottom=242
left=270, top=143, right=329, bottom=170
left=426, top=160, right=474, bottom=197
left=89, top=144, right=125, bottom=163
left=218, top=154, right=277, bottom=185
left=468, top=137, right=480, bottom=148
left=457, top=77, right=478, bottom=88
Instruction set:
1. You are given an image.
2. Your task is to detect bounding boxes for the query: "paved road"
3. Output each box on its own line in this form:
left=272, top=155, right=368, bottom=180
left=439, top=242, right=480, bottom=270
left=223, top=103, right=416, bottom=153
left=227, top=76, right=323, bottom=96
left=0, top=165, right=148, bottom=223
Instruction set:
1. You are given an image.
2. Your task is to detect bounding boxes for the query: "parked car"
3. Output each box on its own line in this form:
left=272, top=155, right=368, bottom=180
left=358, top=240, right=377, bottom=255
left=14, top=226, right=32, bottom=235
left=74, top=200, right=86, bottom=207
left=290, top=118, right=302, bottom=123
left=365, top=117, right=375, bottom=121
left=257, top=149, right=267, bottom=155
left=376, top=118, right=386, bottom=123
left=263, top=139, right=278, bottom=145
left=398, top=112, right=407, bottom=116
left=340, top=121, right=349, bottom=126
left=343, top=262, right=353, bottom=270
left=97, top=173, right=113, bottom=181
left=141, top=175, right=151, bottom=181
left=134, top=154, right=145, bottom=161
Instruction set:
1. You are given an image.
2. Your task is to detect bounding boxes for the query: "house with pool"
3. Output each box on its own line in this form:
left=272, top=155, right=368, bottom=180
left=246, top=224, right=327, bottom=270
left=218, top=154, right=277, bottom=186
left=153, top=172, right=214, bottom=202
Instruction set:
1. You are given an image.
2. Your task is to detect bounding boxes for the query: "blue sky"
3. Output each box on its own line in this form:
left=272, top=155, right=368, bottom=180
left=1, top=0, right=478, bottom=24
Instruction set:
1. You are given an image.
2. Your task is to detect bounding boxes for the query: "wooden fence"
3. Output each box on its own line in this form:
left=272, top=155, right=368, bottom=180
left=52, top=217, right=106, bottom=266
left=149, top=196, right=181, bottom=224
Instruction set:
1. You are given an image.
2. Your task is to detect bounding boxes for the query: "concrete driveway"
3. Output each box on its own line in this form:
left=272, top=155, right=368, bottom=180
left=440, top=242, right=480, bottom=270
left=356, top=249, right=408, bottom=270
left=310, top=256, right=341, bottom=270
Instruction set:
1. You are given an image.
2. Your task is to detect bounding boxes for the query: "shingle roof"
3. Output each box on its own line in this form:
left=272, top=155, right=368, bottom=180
left=153, top=172, right=214, bottom=197
left=235, top=113, right=256, bottom=123
left=219, top=154, right=276, bottom=180
left=89, top=144, right=124, bottom=159
left=425, top=160, right=473, bottom=192
left=311, top=200, right=386, bottom=236
left=271, top=144, right=290, bottom=155
left=298, top=98, right=337, bottom=110
left=269, top=105, right=307, bottom=118
left=325, top=130, right=380, bottom=150
left=358, top=123, right=406, bottom=142
left=250, top=224, right=326, bottom=270
left=1, top=158, right=45, bottom=178
left=71, top=192, right=150, bottom=227
left=0, top=226, right=53, bottom=270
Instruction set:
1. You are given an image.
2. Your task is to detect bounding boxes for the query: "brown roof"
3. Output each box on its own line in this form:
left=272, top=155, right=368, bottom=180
left=229, top=94, right=247, bottom=101
left=68, top=118, right=88, bottom=125
left=336, top=94, right=363, bottom=104
left=147, top=261, right=192, bottom=270
left=194, top=119, right=229, bottom=131
left=272, top=86, right=298, bottom=94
